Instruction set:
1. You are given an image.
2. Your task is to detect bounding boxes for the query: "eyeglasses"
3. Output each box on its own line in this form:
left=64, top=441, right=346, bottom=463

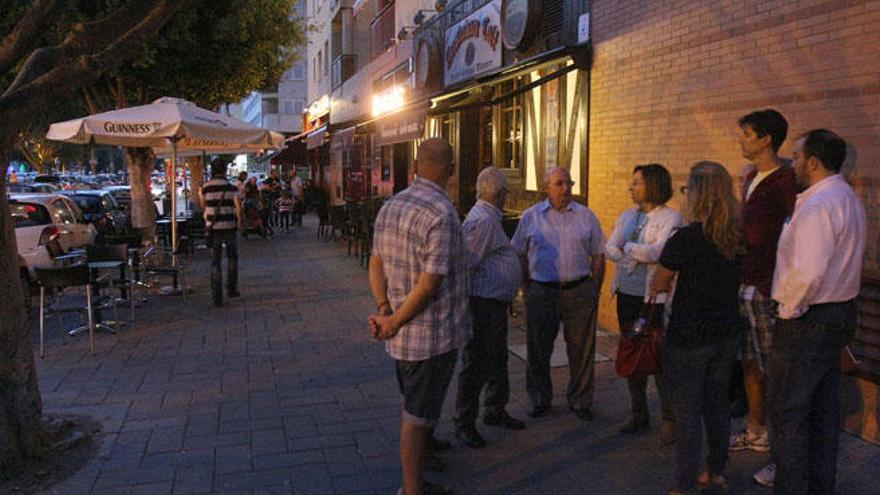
left=553, top=180, right=575, bottom=187
left=680, top=186, right=690, bottom=194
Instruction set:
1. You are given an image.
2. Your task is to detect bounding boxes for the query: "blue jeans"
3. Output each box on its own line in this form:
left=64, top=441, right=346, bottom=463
left=768, top=301, right=856, bottom=495
left=663, top=335, right=739, bottom=492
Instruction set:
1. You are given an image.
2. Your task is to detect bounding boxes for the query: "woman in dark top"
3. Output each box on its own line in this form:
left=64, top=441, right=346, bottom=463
left=650, top=161, right=747, bottom=495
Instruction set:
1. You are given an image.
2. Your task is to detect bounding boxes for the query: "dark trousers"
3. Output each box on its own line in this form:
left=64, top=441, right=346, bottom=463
left=664, top=335, right=739, bottom=492
left=616, top=292, right=674, bottom=423
left=454, top=297, right=511, bottom=427
left=525, top=279, right=598, bottom=411
left=768, top=301, right=856, bottom=495
left=279, top=211, right=291, bottom=229
left=207, top=229, right=238, bottom=304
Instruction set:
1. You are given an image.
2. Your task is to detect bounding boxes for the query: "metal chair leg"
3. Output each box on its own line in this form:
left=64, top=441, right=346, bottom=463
left=86, top=286, right=95, bottom=355
left=39, top=287, right=45, bottom=358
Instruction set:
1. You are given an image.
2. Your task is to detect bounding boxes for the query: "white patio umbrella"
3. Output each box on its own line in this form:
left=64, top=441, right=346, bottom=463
left=47, top=97, right=281, bottom=253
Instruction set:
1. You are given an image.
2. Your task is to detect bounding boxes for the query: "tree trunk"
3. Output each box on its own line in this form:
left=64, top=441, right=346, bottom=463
left=126, top=147, right=156, bottom=241
left=189, top=155, right=205, bottom=214
left=0, top=145, right=45, bottom=474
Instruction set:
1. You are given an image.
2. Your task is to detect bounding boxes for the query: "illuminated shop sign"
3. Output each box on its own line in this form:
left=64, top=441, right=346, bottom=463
left=444, top=0, right=502, bottom=86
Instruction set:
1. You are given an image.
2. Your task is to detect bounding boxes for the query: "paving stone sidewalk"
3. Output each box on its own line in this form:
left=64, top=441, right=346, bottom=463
left=32, top=215, right=880, bottom=495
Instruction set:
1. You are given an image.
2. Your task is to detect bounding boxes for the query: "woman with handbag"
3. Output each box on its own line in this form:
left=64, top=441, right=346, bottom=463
left=651, top=161, right=747, bottom=495
left=606, top=163, right=682, bottom=443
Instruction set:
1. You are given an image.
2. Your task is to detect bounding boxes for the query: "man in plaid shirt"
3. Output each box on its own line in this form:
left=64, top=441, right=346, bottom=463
left=368, top=138, right=469, bottom=495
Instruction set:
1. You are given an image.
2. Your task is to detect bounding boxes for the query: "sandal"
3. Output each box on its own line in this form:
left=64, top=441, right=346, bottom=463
left=696, top=471, right=729, bottom=493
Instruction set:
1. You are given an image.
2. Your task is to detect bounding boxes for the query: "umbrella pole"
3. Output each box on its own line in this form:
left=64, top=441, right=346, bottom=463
left=171, top=139, right=178, bottom=254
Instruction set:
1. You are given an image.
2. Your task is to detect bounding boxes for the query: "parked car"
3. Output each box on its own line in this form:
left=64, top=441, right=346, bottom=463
left=9, top=194, right=95, bottom=271
left=104, top=185, right=132, bottom=213
left=6, top=182, right=58, bottom=193
left=61, top=189, right=129, bottom=236
left=33, top=174, right=62, bottom=184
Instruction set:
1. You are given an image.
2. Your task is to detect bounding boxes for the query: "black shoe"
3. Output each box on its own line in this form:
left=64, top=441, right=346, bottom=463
left=423, top=451, right=446, bottom=472
left=619, top=418, right=649, bottom=434
left=529, top=405, right=550, bottom=418
left=572, top=408, right=594, bottom=421
left=426, top=435, right=452, bottom=453
left=484, top=411, right=526, bottom=431
left=228, top=290, right=240, bottom=298
left=455, top=425, right=486, bottom=449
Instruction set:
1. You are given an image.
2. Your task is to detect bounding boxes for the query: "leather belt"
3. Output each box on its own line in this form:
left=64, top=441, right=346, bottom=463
left=531, top=276, right=590, bottom=290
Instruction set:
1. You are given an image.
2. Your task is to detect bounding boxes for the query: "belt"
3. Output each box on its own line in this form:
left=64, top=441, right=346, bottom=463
left=531, top=276, right=590, bottom=290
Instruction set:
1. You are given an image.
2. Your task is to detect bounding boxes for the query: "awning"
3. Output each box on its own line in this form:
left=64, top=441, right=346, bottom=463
left=374, top=104, right=428, bottom=146
left=306, top=125, right=328, bottom=150
left=270, top=141, right=307, bottom=165
left=329, top=126, right=356, bottom=153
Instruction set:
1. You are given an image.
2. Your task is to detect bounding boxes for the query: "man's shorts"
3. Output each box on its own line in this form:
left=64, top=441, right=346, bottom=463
left=738, top=285, right=775, bottom=371
left=395, top=349, right=457, bottom=427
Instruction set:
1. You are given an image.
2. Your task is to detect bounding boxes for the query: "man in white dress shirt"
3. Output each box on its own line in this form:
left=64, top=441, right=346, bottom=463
left=769, top=128, right=866, bottom=495
left=512, top=167, right=605, bottom=421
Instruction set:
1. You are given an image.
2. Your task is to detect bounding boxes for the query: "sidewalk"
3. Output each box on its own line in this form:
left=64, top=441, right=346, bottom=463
left=33, top=214, right=880, bottom=494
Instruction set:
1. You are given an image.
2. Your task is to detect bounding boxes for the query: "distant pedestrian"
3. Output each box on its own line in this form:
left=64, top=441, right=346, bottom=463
left=453, top=166, right=524, bottom=450
left=290, top=173, right=304, bottom=226
left=605, top=163, right=681, bottom=443
left=511, top=166, right=605, bottom=421
left=730, top=109, right=797, bottom=488
left=276, top=190, right=294, bottom=231
left=651, top=161, right=747, bottom=495
left=236, top=171, right=248, bottom=198
left=199, top=159, right=243, bottom=307
left=769, top=129, right=866, bottom=495
left=368, top=138, right=469, bottom=495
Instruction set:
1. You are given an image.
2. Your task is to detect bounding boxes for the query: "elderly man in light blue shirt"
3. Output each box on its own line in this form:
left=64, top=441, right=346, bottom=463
left=512, top=167, right=606, bottom=421
left=453, top=167, right=525, bottom=449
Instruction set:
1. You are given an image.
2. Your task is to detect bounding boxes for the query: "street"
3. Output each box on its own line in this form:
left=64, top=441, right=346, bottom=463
left=32, top=214, right=880, bottom=495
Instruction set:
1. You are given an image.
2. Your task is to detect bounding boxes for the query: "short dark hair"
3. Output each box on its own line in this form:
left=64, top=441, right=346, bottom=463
left=739, top=109, right=788, bottom=153
left=633, top=163, right=673, bottom=205
left=801, top=128, right=847, bottom=173
left=210, top=158, right=228, bottom=177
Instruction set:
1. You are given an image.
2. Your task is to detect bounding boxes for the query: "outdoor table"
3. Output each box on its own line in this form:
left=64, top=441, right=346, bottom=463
left=68, top=260, right=124, bottom=336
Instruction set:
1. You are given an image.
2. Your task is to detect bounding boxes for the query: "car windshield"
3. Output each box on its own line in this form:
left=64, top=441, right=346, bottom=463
left=70, top=195, right=102, bottom=213
left=10, top=202, right=51, bottom=227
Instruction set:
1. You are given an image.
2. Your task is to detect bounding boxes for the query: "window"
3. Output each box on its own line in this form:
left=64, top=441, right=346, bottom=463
left=498, top=78, right=523, bottom=170
left=323, top=41, right=329, bottom=76
left=50, top=199, right=75, bottom=225
left=313, top=57, right=317, bottom=81
left=293, top=99, right=305, bottom=115
left=291, top=62, right=305, bottom=80
left=317, top=51, right=322, bottom=81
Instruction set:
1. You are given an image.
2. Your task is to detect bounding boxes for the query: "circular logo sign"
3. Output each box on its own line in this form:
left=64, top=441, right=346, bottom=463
left=502, top=0, right=537, bottom=51
left=415, top=38, right=437, bottom=89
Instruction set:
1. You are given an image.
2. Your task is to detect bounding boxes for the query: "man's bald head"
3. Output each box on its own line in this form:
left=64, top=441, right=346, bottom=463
left=416, top=138, right=454, bottom=187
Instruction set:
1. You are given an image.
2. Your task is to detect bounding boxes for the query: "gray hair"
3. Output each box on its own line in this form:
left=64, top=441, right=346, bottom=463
left=543, top=166, right=569, bottom=186
left=476, top=166, right=507, bottom=199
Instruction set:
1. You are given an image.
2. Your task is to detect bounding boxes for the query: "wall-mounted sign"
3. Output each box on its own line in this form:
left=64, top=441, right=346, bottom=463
left=444, top=0, right=502, bottom=86
left=502, top=0, right=539, bottom=51
left=415, top=38, right=440, bottom=90
left=577, top=13, right=591, bottom=45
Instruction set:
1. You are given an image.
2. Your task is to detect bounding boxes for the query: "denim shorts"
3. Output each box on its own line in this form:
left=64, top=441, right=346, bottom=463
left=395, top=349, right=457, bottom=427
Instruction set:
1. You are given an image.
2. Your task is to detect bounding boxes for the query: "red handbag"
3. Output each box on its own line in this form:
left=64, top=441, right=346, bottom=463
left=615, top=298, right=664, bottom=378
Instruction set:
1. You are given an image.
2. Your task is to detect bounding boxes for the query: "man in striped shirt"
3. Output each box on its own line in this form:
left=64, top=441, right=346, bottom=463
left=454, top=166, right=524, bottom=449
left=200, top=159, right=243, bottom=307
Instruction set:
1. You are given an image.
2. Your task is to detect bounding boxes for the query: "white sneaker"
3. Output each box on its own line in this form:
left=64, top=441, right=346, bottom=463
left=753, top=463, right=776, bottom=487
left=729, top=429, right=771, bottom=452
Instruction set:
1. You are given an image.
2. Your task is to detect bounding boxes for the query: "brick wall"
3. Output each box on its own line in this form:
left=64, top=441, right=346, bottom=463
left=589, top=0, right=880, bottom=333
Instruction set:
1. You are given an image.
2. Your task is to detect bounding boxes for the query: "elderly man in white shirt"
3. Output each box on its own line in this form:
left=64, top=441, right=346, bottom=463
left=512, top=167, right=605, bottom=421
left=769, top=128, right=866, bottom=495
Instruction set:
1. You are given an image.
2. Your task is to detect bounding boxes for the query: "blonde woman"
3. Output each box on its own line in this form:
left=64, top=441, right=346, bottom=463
left=606, top=164, right=682, bottom=442
left=650, top=162, right=748, bottom=495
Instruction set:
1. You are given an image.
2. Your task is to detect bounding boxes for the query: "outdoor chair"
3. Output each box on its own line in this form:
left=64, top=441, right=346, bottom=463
left=35, top=264, right=103, bottom=357
left=328, top=205, right=348, bottom=241
left=140, top=244, right=187, bottom=299
left=346, top=203, right=364, bottom=256
left=86, top=243, right=134, bottom=324
left=316, top=201, right=331, bottom=239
